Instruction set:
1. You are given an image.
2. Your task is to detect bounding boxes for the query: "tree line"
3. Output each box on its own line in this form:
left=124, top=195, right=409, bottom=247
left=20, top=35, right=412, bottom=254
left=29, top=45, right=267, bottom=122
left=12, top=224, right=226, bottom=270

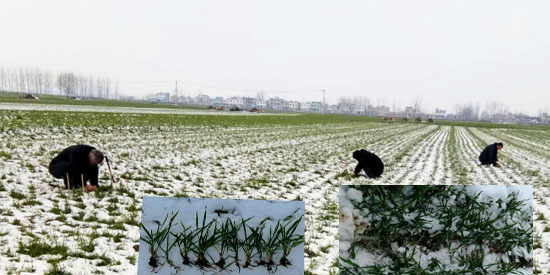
left=0, top=67, right=113, bottom=99
left=337, top=94, right=516, bottom=119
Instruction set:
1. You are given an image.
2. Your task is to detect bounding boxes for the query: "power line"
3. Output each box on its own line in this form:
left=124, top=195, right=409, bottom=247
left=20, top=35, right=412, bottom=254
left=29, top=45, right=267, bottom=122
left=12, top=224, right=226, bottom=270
left=117, top=79, right=323, bottom=94
left=116, top=79, right=326, bottom=114
left=177, top=79, right=322, bottom=93
left=117, top=80, right=174, bottom=84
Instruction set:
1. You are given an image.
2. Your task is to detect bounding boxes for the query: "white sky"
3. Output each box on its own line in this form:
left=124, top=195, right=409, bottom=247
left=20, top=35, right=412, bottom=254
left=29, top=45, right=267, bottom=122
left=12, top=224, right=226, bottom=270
left=0, top=0, right=548, bottom=114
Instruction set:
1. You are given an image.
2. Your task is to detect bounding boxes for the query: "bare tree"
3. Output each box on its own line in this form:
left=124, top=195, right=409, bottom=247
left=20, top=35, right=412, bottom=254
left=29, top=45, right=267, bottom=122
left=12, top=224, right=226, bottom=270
left=338, top=96, right=353, bottom=104
left=8, top=69, right=17, bottom=92
left=0, top=67, right=5, bottom=92
left=256, top=91, right=266, bottom=101
left=76, top=74, right=86, bottom=97
left=57, top=72, right=77, bottom=98
left=485, top=102, right=498, bottom=117
left=473, top=103, right=481, bottom=120
left=25, top=68, right=34, bottom=94
left=484, top=101, right=510, bottom=117
left=95, top=77, right=103, bottom=98
left=87, top=76, right=95, bottom=98
left=411, top=95, right=423, bottom=117
left=391, top=100, right=400, bottom=113
left=44, top=70, right=53, bottom=94
left=376, top=97, right=387, bottom=107
left=352, top=96, right=370, bottom=107
left=498, top=103, right=509, bottom=116
left=538, top=107, right=548, bottom=118
left=35, top=68, right=43, bottom=94
left=104, top=78, right=111, bottom=99
left=115, top=79, right=119, bottom=100
left=455, top=103, right=478, bottom=121
left=17, top=68, right=26, bottom=94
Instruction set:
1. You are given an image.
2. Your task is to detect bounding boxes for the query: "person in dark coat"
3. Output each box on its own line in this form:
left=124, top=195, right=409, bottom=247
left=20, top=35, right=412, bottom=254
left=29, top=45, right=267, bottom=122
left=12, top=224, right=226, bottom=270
left=352, top=149, right=384, bottom=178
left=479, top=142, right=503, bottom=167
left=49, top=145, right=104, bottom=191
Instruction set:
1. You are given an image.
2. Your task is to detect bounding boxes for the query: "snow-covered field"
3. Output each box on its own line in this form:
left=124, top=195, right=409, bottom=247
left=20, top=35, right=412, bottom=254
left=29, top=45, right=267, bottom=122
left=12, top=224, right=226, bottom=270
left=0, top=105, right=549, bottom=274
left=0, top=102, right=288, bottom=116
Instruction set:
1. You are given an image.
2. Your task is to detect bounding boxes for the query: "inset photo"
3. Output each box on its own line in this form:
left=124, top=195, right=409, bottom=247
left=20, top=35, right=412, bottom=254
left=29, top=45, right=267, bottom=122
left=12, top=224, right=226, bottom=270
left=339, top=185, right=533, bottom=274
left=138, top=197, right=305, bottom=274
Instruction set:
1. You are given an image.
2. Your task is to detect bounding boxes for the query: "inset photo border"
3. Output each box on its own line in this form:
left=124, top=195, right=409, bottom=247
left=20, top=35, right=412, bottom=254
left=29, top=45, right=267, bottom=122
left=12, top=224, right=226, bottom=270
left=138, top=197, right=305, bottom=274
left=339, top=185, right=533, bottom=274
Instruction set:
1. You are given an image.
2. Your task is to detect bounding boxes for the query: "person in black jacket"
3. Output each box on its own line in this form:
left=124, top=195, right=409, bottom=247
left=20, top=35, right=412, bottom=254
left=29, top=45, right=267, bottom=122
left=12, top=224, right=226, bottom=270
left=352, top=149, right=384, bottom=178
left=479, top=142, right=503, bottom=167
left=49, top=145, right=104, bottom=191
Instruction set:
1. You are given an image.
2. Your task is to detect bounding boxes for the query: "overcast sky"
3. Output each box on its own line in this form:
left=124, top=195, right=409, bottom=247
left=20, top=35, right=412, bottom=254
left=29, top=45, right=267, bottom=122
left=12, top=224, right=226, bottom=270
left=0, top=0, right=548, bottom=114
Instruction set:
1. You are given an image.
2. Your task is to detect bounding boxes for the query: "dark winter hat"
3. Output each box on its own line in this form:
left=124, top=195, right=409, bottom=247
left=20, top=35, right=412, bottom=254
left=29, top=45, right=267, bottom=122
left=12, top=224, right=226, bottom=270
left=352, top=150, right=361, bottom=160
left=90, top=149, right=104, bottom=163
left=496, top=142, right=504, bottom=147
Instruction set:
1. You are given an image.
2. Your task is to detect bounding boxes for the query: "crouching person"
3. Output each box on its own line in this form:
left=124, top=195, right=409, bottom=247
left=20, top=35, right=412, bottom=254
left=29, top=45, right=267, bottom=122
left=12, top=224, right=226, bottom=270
left=479, top=142, right=503, bottom=167
left=352, top=149, right=384, bottom=178
left=49, top=145, right=104, bottom=192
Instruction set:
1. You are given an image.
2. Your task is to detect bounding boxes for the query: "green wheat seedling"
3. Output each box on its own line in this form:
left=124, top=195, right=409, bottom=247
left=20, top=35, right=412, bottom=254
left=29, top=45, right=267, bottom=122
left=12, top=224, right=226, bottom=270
left=172, top=222, right=197, bottom=265
left=140, top=211, right=179, bottom=268
left=226, top=218, right=244, bottom=268
left=213, top=218, right=235, bottom=269
left=261, top=219, right=283, bottom=265
left=339, top=257, right=392, bottom=275
left=253, top=219, right=268, bottom=266
left=160, top=220, right=179, bottom=268
left=191, top=209, right=218, bottom=267
left=239, top=217, right=258, bottom=268
left=278, top=215, right=304, bottom=266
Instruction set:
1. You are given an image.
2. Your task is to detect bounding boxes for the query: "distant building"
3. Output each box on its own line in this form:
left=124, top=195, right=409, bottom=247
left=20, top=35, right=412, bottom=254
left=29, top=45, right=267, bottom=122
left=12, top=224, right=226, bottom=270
left=268, top=97, right=286, bottom=111
left=514, top=114, right=540, bottom=125
left=178, top=96, right=192, bottom=104
left=287, top=101, right=301, bottom=112
left=429, top=108, right=447, bottom=119
left=337, top=103, right=353, bottom=114
left=227, top=96, right=244, bottom=108
left=155, top=92, right=170, bottom=102
left=256, top=100, right=267, bottom=110
left=211, top=97, right=224, bottom=107
left=365, top=105, right=390, bottom=116
left=307, top=101, right=322, bottom=113
left=243, top=97, right=256, bottom=109
left=134, top=91, right=546, bottom=124
left=195, top=94, right=211, bottom=105
left=378, top=105, right=390, bottom=116
left=446, top=114, right=460, bottom=120
left=352, top=104, right=365, bottom=115
left=540, top=113, right=550, bottom=124
left=428, top=113, right=445, bottom=120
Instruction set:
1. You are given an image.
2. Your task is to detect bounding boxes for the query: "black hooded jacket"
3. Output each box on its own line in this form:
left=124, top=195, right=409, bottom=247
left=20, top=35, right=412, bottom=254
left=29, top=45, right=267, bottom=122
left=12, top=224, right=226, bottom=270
left=479, top=143, right=498, bottom=166
left=352, top=149, right=384, bottom=178
left=49, top=145, right=99, bottom=186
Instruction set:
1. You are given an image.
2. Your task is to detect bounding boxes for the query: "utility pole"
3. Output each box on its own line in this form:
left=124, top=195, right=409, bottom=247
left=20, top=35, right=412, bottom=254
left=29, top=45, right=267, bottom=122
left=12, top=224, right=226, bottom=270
left=115, top=80, right=118, bottom=100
